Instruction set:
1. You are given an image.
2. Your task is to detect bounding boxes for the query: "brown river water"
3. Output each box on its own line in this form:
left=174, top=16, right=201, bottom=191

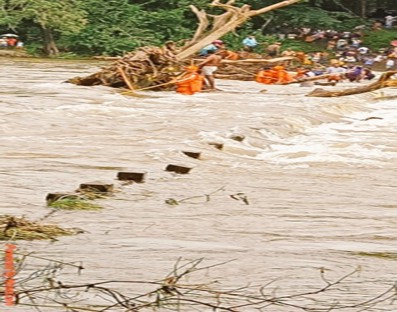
left=1, top=58, right=397, bottom=311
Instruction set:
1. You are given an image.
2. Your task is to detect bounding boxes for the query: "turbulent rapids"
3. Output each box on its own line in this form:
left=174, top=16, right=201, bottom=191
left=2, top=58, right=397, bottom=311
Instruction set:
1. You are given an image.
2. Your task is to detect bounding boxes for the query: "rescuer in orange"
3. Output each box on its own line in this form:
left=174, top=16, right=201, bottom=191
left=272, top=65, right=294, bottom=84
left=175, top=65, right=204, bottom=95
left=255, top=66, right=277, bottom=84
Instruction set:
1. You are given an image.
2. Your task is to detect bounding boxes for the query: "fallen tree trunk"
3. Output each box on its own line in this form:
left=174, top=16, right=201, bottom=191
left=92, top=56, right=120, bottom=61
left=176, top=0, right=303, bottom=60
left=214, top=73, right=252, bottom=80
left=256, top=73, right=331, bottom=91
left=211, top=57, right=299, bottom=81
left=306, top=71, right=397, bottom=97
left=282, top=74, right=331, bottom=85
left=221, top=56, right=297, bottom=64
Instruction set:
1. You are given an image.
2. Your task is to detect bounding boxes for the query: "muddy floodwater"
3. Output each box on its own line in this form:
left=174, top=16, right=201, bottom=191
left=1, top=58, right=397, bottom=311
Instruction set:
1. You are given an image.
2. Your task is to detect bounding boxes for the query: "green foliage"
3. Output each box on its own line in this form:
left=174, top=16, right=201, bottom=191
left=0, top=0, right=87, bottom=33
left=362, top=29, right=397, bottom=52
left=60, top=0, right=154, bottom=55
left=0, top=0, right=395, bottom=57
left=0, top=0, right=87, bottom=55
left=220, top=21, right=255, bottom=51
left=131, top=0, right=209, bottom=10
left=61, top=0, right=197, bottom=55
left=269, top=4, right=365, bottom=31
left=280, top=38, right=324, bottom=53
left=23, top=42, right=44, bottom=56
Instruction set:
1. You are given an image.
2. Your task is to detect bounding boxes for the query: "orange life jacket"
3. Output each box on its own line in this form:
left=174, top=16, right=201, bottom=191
left=255, top=70, right=276, bottom=84
left=274, top=69, right=293, bottom=84
left=176, top=72, right=203, bottom=95
left=190, top=74, right=204, bottom=92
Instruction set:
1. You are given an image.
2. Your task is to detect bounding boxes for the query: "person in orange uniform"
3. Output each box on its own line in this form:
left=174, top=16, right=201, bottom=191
left=272, top=65, right=294, bottom=84
left=175, top=66, right=204, bottom=95
left=255, top=66, right=277, bottom=84
left=255, top=65, right=293, bottom=84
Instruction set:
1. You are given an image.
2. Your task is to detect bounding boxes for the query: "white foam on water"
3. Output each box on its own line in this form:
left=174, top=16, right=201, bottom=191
left=55, top=103, right=142, bottom=116
left=252, top=97, right=397, bottom=166
left=190, top=94, right=397, bottom=167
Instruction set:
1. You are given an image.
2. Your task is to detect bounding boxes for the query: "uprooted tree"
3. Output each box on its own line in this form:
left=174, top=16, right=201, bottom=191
left=68, top=0, right=302, bottom=90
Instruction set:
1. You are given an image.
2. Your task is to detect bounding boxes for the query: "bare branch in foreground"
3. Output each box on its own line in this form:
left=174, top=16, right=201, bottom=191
left=1, top=253, right=396, bottom=311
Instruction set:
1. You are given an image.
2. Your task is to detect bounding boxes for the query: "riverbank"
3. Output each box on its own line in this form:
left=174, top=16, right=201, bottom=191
left=0, top=49, right=30, bottom=57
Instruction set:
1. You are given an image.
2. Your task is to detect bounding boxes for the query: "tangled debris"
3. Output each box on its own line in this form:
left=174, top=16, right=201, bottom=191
left=0, top=215, right=81, bottom=241
left=68, top=44, right=297, bottom=91
left=68, top=46, right=183, bottom=90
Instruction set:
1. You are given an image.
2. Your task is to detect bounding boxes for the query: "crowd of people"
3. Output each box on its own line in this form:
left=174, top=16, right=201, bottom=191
left=254, top=62, right=376, bottom=87
left=174, top=11, right=397, bottom=94
left=176, top=34, right=389, bottom=94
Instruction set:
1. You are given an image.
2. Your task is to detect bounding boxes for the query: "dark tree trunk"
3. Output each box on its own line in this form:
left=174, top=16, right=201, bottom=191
left=359, top=0, right=366, bottom=18
left=41, top=27, right=59, bottom=56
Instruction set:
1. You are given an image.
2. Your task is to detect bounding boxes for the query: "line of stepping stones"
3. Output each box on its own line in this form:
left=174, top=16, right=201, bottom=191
left=46, top=133, right=246, bottom=205
left=46, top=150, right=202, bottom=204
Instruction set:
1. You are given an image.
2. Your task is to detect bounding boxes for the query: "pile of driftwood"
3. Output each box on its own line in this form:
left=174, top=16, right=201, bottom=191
left=68, top=48, right=397, bottom=97
left=68, top=46, right=184, bottom=91
left=215, top=56, right=300, bottom=81
left=0, top=215, right=78, bottom=240
left=68, top=45, right=297, bottom=90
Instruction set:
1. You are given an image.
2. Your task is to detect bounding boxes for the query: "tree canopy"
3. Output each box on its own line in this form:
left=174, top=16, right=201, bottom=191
left=0, top=0, right=396, bottom=56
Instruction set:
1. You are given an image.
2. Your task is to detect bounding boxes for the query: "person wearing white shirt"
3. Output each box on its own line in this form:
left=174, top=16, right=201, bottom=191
left=358, top=46, right=369, bottom=55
